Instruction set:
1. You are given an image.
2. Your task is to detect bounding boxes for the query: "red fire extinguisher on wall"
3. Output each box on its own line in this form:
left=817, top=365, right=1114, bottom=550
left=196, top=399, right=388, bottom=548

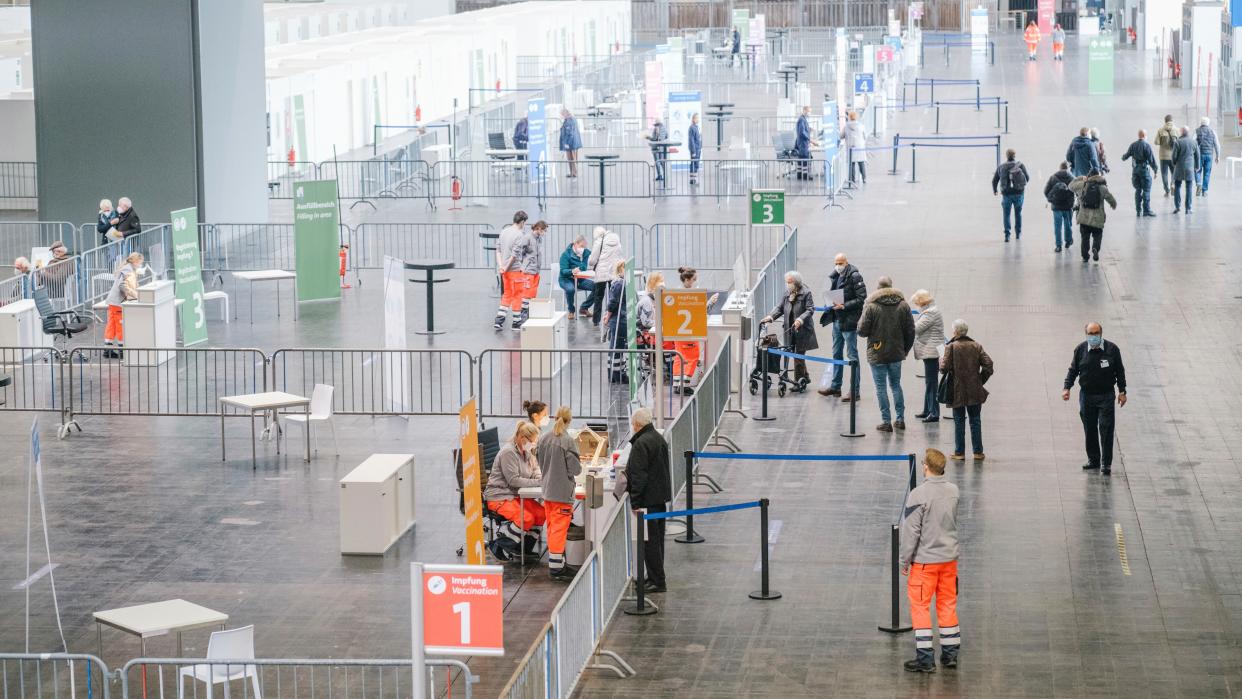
left=338, top=243, right=352, bottom=289
left=449, top=175, right=463, bottom=211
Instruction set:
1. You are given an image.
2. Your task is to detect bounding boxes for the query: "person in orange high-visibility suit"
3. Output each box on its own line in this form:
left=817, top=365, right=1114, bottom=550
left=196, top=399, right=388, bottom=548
left=537, top=406, right=583, bottom=581
left=899, top=449, right=961, bottom=673
left=483, top=422, right=545, bottom=556
left=1024, top=21, right=1041, bottom=62
left=670, top=267, right=720, bottom=396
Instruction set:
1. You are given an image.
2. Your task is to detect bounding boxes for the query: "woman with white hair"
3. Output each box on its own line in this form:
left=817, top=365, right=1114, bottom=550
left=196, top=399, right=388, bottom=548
left=96, top=199, right=117, bottom=244
left=1089, top=127, right=1109, bottom=173
left=911, top=290, right=944, bottom=422
left=760, top=270, right=818, bottom=388
left=586, top=226, right=624, bottom=328
left=939, top=319, right=993, bottom=461
left=1194, top=116, right=1221, bottom=196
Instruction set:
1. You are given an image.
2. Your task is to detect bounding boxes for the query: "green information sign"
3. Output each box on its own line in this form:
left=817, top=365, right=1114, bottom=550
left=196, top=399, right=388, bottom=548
left=170, top=206, right=207, bottom=346
left=1087, top=38, right=1114, bottom=95
left=750, top=190, right=785, bottom=225
left=624, top=257, right=638, bottom=399
left=294, top=179, right=342, bottom=303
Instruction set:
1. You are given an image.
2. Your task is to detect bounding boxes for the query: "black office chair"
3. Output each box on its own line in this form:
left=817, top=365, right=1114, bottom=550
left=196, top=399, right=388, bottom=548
left=32, top=287, right=90, bottom=354
left=487, top=132, right=509, bottom=153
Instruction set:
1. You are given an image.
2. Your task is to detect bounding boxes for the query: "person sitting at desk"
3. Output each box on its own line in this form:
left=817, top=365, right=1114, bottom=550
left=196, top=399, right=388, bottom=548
left=647, top=119, right=669, bottom=182
left=558, top=234, right=594, bottom=320
left=513, top=116, right=529, bottom=152
left=483, top=421, right=545, bottom=559
left=538, top=406, right=582, bottom=581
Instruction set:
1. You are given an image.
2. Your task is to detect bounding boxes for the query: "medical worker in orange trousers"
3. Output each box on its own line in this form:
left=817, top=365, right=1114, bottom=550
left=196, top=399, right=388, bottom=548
left=899, top=448, right=961, bottom=672
left=670, top=267, right=720, bottom=395
left=483, top=421, right=545, bottom=550
left=538, top=406, right=582, bottom=581
left=494, top=210, right=529, bottom=330
left=1024, top=21, right=1041, bottom=61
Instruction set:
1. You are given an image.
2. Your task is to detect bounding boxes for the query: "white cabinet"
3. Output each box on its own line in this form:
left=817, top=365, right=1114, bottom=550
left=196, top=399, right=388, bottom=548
left=123, top=280, right=176, bottom=366
left=339, top=453, right=416, bottom=555
left=0, top=299, right=52, bottom=358
left=520, top=310, right=568, bottom=378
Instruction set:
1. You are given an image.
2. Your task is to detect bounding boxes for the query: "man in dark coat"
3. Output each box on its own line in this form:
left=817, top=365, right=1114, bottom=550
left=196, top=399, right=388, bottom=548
left=1066, top=127, right=1101, bottom=177
left=1120, top=129, right=1158, bottom=217
left=512, top=117, right=529, bottom=151
left=1043, top=162, right=1076, bottom=252
left=857, top=276, right=916, bottom=432
left=688, top=113, right=702, bottom=184
left=1062, top=322, right=1126, bottom=475
left=112, top=197, right=142, bottom=238
left=1170, top=126, right=1200, bottom=214
left=626, top=407, right=672, bottom=593
left=794, top=106, right=816, bottom=180
left=819, top=253, right=867, bottom=400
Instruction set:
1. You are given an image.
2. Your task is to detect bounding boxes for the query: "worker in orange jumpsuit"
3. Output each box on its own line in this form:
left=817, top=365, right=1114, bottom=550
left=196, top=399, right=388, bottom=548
left=494, top=211, right=529, bottom=330
left=483, top=422, right=545, bottom=555
left=507, top=220, right=547, bottom=330
left=899, top=448, right=961, bottom=672
left=1051, top=24, right=1066, bottom=61
left=1024, top=21, right=1041, bottom=61
left=670, top=267, right=720, bottom=396
left=537, top=406, right=582, bottom=581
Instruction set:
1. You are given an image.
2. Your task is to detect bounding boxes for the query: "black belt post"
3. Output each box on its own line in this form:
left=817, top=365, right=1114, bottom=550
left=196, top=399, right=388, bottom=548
left=890, top=133, right=900, bottom=175
left=749, top=498, right=782, bottom=601
left=976, top=84, right=981, bottom=111
left=625, top=514, right=657, bottom=616
left=909, top=142, right=919, bottom=183
left=934, top=103, right=941, bottom=134
left=877, top=522, right=912, bottom=633
left=1004, top=102, right=1010, bottom=134
left=755, top=346, right=775, bottom=421
left=676, top=450, right=705, bottom=544
left=907, top=453, right=918, bottom=491
left=840, top=360, right=865, bottom=437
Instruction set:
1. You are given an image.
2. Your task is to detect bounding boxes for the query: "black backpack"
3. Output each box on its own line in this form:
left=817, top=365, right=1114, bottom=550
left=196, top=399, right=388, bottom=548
left=1006, top=162, right=1027, bottom=191
left=1081, top=181, right=1103, bottom=208
left=1048, top=179, right=1075, bottom=208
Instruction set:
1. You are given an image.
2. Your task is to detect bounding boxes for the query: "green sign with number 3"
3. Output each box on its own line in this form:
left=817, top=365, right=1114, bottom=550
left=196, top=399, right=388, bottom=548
left=750, top=190, right=785, bottom=225
left=170, top=206, right=208, bottom=346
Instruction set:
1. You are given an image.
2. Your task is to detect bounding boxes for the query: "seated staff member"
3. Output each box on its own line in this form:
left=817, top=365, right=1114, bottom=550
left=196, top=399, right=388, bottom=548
left=483, top=421, right=545, bottom=551
left=538, top=406, right=582, bottom=581
left=670, top=267, right=720, bottom=396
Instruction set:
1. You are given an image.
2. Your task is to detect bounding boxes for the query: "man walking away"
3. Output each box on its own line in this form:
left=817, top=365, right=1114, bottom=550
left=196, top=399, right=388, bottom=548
left=900, top=448, right=961, bottom=673
left=647, top=118, right=669, bottom=182
left=1066, top=127, right=1101, bottom=177
left=1062, top=322, right=1127, bottom=475
left=818, top=253, right=866, bottom=401
left=1068, top=169, right=1116, bottom=263
left=991, top=149, right=1029, bottom=242
left=494, top=211, right=528, bottom=329
left=857, top=276, right=915, bottom=432
left=1043, top=162, right=1076, bottom=252
left=626, top=407, right=672, bottom=593
left=1195, top=117, right=1221, bottom=196
left=1154, top=115, right=1177, bottom=196
left=1170, top=126, right=1200, bottom=214
left=688, top=113, right=702, bottom=185
left=1120, top=129, right=1158, bottom=217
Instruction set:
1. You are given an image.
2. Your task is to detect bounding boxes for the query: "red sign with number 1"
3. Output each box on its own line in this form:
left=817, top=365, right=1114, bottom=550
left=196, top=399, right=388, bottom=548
left=422, top=565, right=504, bottom=656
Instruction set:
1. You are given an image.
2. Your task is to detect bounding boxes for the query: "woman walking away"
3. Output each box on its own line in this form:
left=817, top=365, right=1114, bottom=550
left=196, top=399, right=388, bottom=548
left=587, top=227, right=624, bottom=328
left=538, top=406, right=582, bottom=581
left=603, top=260, right=629, bottom=383
left=911, top=290, right=944, bottom=422
left=939, top=319, right=994, bottom=461
left=760, top=271, right=818, bottom=389
left=103, top=252, right=143, bottom=359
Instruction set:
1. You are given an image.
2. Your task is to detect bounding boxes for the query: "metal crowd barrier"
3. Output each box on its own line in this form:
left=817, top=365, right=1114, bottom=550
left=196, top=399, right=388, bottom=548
left=0, top=161, right=38, bottom=201
left=202, top=222, right=317, bottom=274
left=119, top=657, right=477, bottom=698
left=0, top=221, right=77, bottom=267
left=0, top=652, right=112, bottom=699
left=266, top=161, right=321, bottom=199
left=0, top=346, right=64, bottom=415
left=321, top=160, right=434, bottom=203
left=350, top=222, right=496, bottom=271
left=270, top=348, right=474, bottom=416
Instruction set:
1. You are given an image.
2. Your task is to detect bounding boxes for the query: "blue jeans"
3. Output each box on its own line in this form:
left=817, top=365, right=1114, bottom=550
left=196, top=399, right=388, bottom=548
left=1173, top=178, right=1193, bottom=210
left=829, top=323, right=860, bottom=394
left=869, top=362, right=905, bottom=424
left=921, top=357, right=940, bottom=419
left=1199, top=155, right=1213, bottom=191
left=953, top=404, right=983, bottom=455
left=559, top=278, right=594, bottom=312
left=1052, top=209, right=1073, bottom=247
left=1001, top=193, right=1023, bottom=237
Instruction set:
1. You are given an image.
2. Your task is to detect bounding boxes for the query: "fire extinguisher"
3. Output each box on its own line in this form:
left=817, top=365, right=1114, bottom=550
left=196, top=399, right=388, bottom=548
left=287, top=146, right=296, bottom=167
left=338, top=243, right=352, bottom=289
left=449, top=175, right=464, bottom=211
left=1237, top=107, right=1241, bottom=128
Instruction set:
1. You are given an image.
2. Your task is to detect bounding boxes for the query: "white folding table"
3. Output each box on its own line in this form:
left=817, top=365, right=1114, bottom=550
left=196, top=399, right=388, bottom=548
left=220, top=391, right=311, bottom=469
left=231, top=270, right=297, bottom=324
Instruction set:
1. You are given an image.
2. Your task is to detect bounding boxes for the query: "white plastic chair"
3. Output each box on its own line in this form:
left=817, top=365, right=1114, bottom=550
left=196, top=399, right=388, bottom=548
left=178, top=625, right=261, bottom=699
left=202, top=289, right=230, bottom=322
left=283, top=384, right=338, bottom=454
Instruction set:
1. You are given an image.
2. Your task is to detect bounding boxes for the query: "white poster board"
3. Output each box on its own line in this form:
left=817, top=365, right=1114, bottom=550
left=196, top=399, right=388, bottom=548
left=667, top=91, right=701, bottom=171
left=383, top=255, right=411, bottom=415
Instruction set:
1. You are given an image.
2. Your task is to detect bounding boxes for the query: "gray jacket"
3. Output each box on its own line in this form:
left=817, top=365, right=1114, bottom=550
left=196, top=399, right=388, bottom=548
left=105, top=263, right=140, bottom=306
left=497, top=223, right=524, bottom=272
left=482, top=443, right=542, bottom=502
left=912, top=305, right=944, bottom=360
left=1171, top=134, right=1200, bottom=181
left=899, top=475, right=960, bottom=568
left=1068, top=175, right=1117, bottom=228
left=512, top=231, right=545, bottom=275
left=538, top=430, right=581, bottom=503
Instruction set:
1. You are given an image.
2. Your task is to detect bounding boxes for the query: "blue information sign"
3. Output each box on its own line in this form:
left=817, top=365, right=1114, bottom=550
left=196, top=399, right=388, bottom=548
left=853, top=73, right=875, bottom=94
left=526, top=97, right=546, bottom=180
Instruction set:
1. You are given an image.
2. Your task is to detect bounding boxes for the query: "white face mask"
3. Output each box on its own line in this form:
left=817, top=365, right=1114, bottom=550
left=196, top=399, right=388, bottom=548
left=834, top=264, right=846, bottom=274
left=786, top=283, right=796, bottom=293
left=538, top=416, right=549, bottom=427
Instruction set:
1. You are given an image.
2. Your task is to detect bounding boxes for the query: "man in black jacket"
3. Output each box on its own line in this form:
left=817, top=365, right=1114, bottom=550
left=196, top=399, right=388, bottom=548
left=626, top=407, right=672, bottom=593
left=112, top=197, right=142, bottom=238
left=1120, top=129, right=1158, bottom=217
left=818, top=253, right=867, bottom=401
left=991, top=148, right=1030, bottom=242
left=1062, top=322, right=1127, bottom=475
left=1043, top=162, right=1076, bottom=252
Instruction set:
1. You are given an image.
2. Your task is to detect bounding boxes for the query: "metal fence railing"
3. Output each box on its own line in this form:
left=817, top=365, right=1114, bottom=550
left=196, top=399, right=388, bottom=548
left=266, top=161, right=321, bottom=199
left=750, top=226, right=800, bottom=330
left=269, top=348, right=474, bottom=416
left=0, top=652, right=112, bottom=698
left=0, top=346, right=63, bottom=415
left=0, top=221, right=77, bottom=268
left=0, top=161, right=37, bottom=202
left=321, top=159, right=435, bottom=203
left=349, top=222, right=497, bottom=271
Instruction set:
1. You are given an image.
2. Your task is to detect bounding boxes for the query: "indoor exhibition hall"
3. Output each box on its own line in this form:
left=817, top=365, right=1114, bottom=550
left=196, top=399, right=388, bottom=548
left=0, top=0, right=1240, bottom=696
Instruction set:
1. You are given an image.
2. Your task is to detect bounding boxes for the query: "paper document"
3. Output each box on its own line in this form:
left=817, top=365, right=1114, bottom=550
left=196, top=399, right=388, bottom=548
left=826, top=289, right=844, bottom=306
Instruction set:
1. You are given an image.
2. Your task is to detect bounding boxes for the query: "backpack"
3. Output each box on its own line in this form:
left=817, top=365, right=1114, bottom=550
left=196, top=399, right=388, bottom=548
left=1048, top=179, right=1074, bottom=208
left=1081, top=181, right=1103, bottom=209
left=1006, top=162, right=1027, bottom=191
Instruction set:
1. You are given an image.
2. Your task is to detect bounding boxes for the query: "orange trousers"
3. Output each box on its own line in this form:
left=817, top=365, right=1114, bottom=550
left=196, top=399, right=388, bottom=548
left=104, top=305, right=124, bottom=343
left=543, top=500, right=573, bottom=555
left=908, top=560, right=959, bottom=648
left=500, top=272, right=531, bottom=311
left=487, top=498, right=545, bottom=531
left=672, top=341, right=701, bottom=379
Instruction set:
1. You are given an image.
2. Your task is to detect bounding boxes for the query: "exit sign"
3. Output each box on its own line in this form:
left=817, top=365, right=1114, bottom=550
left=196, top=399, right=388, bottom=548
left=750, top=190, right=785, bottom=225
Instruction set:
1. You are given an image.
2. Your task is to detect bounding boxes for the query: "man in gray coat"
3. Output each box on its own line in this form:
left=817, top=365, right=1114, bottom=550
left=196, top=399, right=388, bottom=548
left=1170, top=126, right=1200, bottom=214
left=857, top=276, right=915, bottom=432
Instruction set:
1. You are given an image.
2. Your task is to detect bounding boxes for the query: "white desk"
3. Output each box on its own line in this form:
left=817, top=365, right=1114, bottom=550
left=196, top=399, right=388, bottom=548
left=94, top=599, right=228, bottom=657
left=340, top=453, right=416, bottom=555
left=485, top=148, right=529, bottom=159
left=122, top=280, right=177, bottom=366
left=520, top=310, right=568, bottom=378
left=220, top=391, right=310, bottom=469
left=231, top=270, right=297, bottom=324
left=0, top=299, right=52, bottom=358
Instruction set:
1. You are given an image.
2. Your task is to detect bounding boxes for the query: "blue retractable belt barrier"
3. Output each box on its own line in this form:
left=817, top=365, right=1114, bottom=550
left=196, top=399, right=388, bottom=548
left=764, top=348, right=848, bottom=365
left=644, top=500, right=761, bottom=520
left=904, top=142, right=997, bottom=148
left=692, top=451, right=913, bottom=461
left=815, top=306, right=918, bottom=314
left=896, top=134, right=1000, bottom=141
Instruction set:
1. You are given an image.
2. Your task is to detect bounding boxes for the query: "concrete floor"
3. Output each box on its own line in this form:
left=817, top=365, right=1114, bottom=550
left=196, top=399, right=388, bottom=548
left=1, top=28, right=1241, bottom=699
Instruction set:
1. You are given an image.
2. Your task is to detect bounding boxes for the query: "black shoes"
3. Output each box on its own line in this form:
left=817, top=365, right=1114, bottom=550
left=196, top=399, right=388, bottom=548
left=894, top=420, right=906, bottom=430
left=904, top=659, right=936, bottom=673
left=922, top=415, right=940, bottom=423
left=1092, top=251, right=1099, bottom=262
left=1102, top=466, right=1112, bottom=475
left=820, top=387, right=842, bottom=397
left=876, top=423, right=894, bottom=433
left=1055, top=246, right=1062, bottom=252
left=550, top=566, right=580, bottom=582
left=1143, top=211, right=1157, bottom=217
left=914, top=412, right=927, bottom=419
left=643, top=580, right=667, bottom=593
left=1082, top=462, right=1100, bottom=470
left=941, top=655, right=958, bottom=669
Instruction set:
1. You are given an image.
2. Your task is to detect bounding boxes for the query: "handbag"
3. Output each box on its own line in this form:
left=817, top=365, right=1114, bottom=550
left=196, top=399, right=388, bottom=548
left=936, top=369, right=954, bottom=405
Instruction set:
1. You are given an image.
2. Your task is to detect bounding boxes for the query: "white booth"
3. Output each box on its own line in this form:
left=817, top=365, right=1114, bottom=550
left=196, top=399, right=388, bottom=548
left=122, top=280, right=176, bottom=366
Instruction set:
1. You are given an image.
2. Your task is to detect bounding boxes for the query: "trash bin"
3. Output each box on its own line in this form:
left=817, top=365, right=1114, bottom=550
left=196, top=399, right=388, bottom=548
left=565, top=524, right=589, bottom=567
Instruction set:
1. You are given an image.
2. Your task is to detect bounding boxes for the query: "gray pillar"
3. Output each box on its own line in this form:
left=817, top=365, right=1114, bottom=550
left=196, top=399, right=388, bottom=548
left=31, top=0, right=267, bottom=226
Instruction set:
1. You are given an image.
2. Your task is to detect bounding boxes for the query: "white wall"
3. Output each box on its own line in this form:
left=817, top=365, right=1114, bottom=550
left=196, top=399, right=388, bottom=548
left=0, top=95, right=35, bottom=161
left=1142, top=0, right=1183, bottom=51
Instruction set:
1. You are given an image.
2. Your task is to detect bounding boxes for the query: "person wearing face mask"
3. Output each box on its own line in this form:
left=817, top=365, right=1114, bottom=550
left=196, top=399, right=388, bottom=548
left=760, top=270, right=817, bottom=388
left=899, top=448, right=961, bottom=673
left=1062, top=322, right=1127, bottom=475
left=669, top=267, right=720, bottom=396
left=818, top=253, right=867, bottom=401
left=509, top=220, right=547, bottom=329
left=483, top=421, right=546, bottom=556
left=523, top=400, right=549, bottom=429
left=538, top=406, right=582, bottom=581
left=558, top=234, right=594, bottom=320
left=910, top=290, right=944, bottom=423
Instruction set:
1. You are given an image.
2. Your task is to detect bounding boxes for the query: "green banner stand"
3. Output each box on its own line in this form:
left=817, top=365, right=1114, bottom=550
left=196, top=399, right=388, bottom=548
left=1087, top=38, right=1114, bottom=95
left=170, top=206, right=207, bottom=346
left=294, top=179, right=342, bottom=303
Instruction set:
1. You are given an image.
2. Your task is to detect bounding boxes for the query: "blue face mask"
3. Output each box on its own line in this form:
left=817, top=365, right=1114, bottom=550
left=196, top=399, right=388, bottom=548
left=1086, top=334, right=1102, bottom=348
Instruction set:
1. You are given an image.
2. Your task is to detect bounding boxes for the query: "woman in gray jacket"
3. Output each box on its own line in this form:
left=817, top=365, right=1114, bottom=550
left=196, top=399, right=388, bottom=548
left=484, top=421, right=545, bottom=548
left=911, top=290, right=944, bottom=422
left=538, top=406, right=582, bottom=580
